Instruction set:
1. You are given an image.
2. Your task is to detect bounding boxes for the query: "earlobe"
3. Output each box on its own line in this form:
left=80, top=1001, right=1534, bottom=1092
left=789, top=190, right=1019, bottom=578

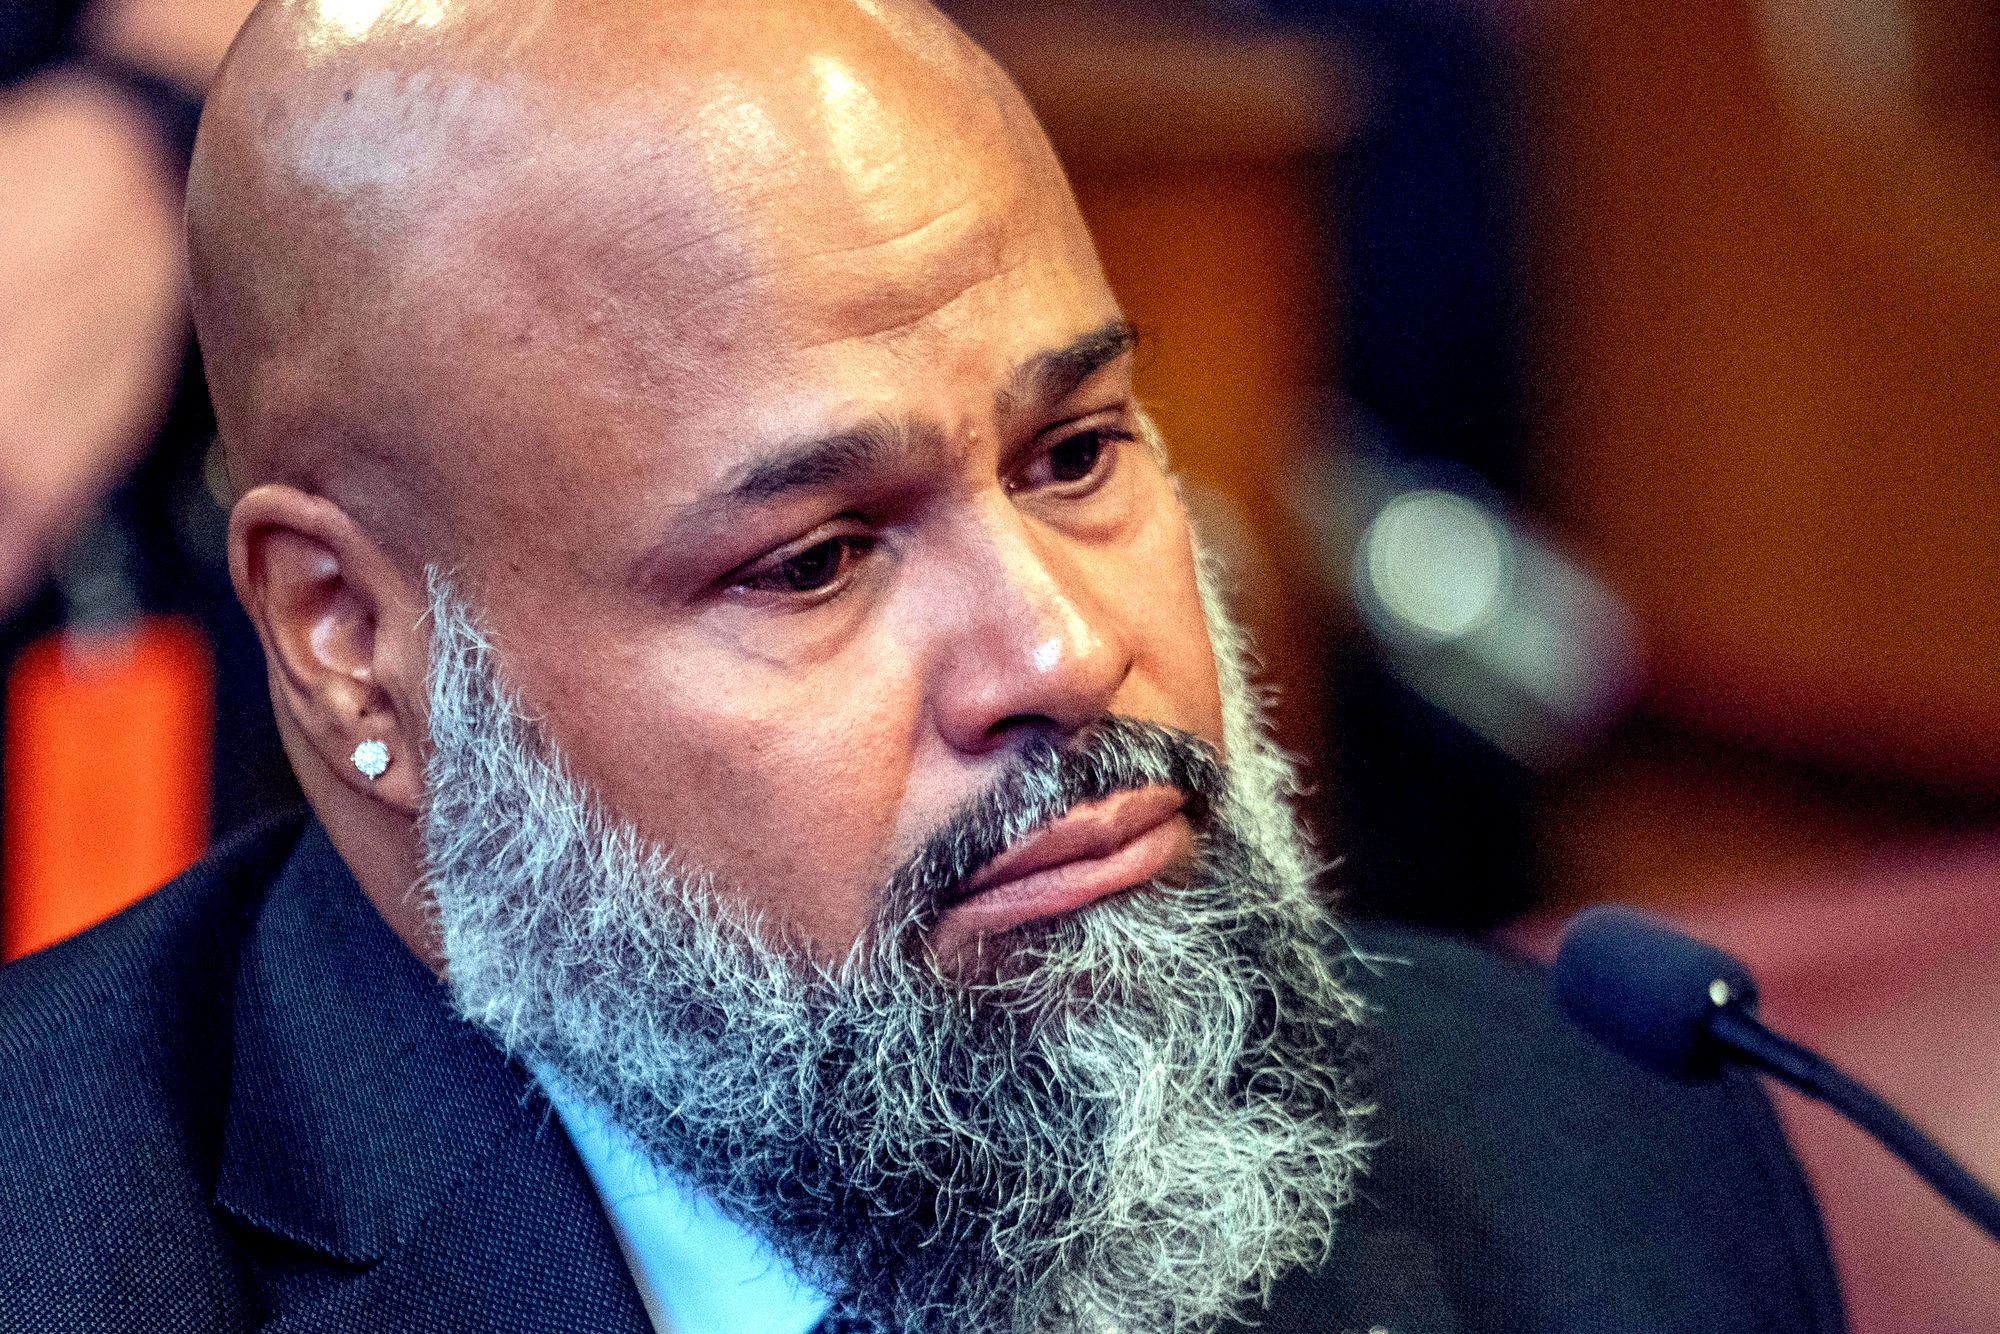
left=229, top=484, right=426, bottom=816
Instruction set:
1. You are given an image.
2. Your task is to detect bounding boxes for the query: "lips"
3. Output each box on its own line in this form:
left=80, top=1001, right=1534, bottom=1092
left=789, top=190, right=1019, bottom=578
left=930, top=785, right=1195, bottom=954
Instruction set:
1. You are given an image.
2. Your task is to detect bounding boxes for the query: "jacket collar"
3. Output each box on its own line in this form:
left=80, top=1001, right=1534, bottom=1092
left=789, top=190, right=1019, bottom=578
left=212, top=821, right=650, bottom=1332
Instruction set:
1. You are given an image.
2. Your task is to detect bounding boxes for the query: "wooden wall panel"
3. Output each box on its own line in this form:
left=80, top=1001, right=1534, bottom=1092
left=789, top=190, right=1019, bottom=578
left=1526, top=0, right=2000, bottom=792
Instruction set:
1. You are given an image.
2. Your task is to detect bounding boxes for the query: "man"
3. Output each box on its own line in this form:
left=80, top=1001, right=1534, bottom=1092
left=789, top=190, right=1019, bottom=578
left=0, top=1, right=1846, bottom=1331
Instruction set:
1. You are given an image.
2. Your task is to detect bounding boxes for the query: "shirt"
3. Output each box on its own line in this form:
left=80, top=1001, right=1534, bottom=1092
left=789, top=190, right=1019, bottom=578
left=536, top=1067, right=831, bottom=1334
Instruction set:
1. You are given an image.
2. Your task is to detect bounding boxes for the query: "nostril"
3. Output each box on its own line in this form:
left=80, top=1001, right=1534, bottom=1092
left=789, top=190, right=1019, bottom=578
left=978, top=712, right=1069, bottom=753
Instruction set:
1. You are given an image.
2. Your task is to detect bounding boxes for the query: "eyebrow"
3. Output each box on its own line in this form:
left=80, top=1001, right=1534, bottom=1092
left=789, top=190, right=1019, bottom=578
left=725, top=416, right=924, bottom=504
left=710, top=318, right=1140, bottom=512
left=1002, top=318, right=1138, bottom=413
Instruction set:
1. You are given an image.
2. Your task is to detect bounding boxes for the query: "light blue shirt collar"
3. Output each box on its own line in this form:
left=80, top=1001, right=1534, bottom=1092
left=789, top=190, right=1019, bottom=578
left=535, top=1066, right=831, bottom=1334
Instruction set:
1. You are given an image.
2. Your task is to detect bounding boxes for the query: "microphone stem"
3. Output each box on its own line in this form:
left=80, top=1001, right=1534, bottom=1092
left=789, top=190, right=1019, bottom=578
left=1710, top=1005, right=2000, bottom=1245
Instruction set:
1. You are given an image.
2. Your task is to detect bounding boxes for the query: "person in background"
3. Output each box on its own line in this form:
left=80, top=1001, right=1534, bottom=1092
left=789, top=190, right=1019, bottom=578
left=0, top=0, right=252, bottom=616
left=0, top=0, right=293, bottom=952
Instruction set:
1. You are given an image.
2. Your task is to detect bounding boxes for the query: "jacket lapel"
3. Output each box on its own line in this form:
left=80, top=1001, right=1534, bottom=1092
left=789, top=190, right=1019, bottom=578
left=212, top=822, right=651, bottom=1334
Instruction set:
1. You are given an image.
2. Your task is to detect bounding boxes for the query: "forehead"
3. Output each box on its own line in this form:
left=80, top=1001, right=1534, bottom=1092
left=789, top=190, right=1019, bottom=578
left=415, top=61, right=1117, bottom=548
left=483, top=40, right=1088, bottom=345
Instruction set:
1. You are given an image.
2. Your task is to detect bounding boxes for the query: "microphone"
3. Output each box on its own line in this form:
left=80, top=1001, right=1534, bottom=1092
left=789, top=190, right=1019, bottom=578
left=1553, top=904, right=2000, bottom=1245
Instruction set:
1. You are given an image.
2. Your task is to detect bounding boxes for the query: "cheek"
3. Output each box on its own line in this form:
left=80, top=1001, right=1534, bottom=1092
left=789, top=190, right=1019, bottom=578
left=517, top=622, right=927, bottom=951
left=683, top=696, right=911, bottom=881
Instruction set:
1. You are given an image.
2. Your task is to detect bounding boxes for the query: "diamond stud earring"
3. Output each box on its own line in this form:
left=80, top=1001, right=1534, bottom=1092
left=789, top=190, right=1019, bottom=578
left=351, top=739, right=391, bottom=781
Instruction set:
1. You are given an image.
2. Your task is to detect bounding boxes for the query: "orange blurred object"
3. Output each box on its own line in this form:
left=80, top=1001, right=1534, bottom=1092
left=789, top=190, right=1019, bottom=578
left=2, top=616, right=212, bottom=961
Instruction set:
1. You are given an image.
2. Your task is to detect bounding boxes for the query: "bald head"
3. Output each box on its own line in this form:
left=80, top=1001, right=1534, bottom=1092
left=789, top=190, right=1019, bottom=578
left=188, top=0, right=1065, bottom=557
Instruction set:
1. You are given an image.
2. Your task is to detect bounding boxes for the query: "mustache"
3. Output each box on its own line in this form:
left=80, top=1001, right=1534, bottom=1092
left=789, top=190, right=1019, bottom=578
left=880, top=717, right=1226, bottom=927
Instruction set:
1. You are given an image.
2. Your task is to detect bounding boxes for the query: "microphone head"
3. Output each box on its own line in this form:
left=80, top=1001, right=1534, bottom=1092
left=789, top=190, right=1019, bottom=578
left=1552, top=905, right=1759, bottom=1081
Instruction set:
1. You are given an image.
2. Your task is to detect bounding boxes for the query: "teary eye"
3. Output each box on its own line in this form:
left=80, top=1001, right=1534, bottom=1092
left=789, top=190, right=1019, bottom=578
left=780, top=539, right=845, bottom=591
left=740, top=534, right=870, bottom=597
left=1047, top=429, right=1106, bottom=483
left=1017, top=426, right=1130, bottom=493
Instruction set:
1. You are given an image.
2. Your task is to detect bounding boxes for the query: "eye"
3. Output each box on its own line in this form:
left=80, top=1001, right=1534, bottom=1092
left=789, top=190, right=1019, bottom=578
left=1017, top=426, right=1130, bottom=493
left=737, top=534, right=872, bottom=598
left=1048, top=431, right=1104, bottom=482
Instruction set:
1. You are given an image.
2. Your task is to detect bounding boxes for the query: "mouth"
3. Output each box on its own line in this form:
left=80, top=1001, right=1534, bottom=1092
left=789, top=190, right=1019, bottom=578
left=931, top=785, right=1196, bottom=954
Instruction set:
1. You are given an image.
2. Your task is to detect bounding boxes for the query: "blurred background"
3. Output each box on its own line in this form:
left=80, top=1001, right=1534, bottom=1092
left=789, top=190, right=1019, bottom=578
left=2, top=0, right=1996, bottom=1326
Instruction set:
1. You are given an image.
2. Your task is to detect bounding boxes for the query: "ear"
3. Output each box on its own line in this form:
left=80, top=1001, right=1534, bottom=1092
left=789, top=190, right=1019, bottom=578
left=229, top=483, right=428, bottom=817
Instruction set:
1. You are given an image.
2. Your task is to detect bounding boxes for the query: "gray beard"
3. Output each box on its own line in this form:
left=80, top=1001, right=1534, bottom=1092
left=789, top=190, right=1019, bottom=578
left=417, top=556, right=1370, bottom=1334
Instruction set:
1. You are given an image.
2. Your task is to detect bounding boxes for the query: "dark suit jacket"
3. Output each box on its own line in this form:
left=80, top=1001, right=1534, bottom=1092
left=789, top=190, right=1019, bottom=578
left=0, top=816, right=1846, bottom=1333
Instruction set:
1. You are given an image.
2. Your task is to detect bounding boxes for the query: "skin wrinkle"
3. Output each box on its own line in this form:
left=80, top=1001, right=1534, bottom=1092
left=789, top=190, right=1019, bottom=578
left=630, top=183, right=1020, bottom=355
left=791, top=194, right=985, bottom=265
left=794, top=253, right=1026, bottom=349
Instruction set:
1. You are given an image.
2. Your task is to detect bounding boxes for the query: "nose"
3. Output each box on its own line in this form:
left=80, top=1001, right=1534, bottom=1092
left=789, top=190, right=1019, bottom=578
left=928, top=501, right=1134, bottom=756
